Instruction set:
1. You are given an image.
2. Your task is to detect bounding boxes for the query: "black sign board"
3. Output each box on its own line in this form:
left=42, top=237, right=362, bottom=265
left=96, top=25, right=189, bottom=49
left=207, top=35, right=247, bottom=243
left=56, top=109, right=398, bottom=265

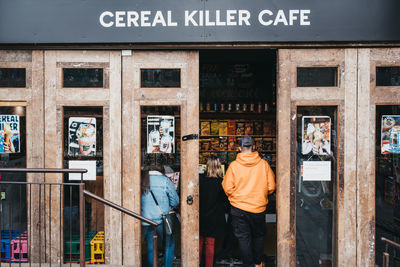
left=0, top=0, right=399, bottom=44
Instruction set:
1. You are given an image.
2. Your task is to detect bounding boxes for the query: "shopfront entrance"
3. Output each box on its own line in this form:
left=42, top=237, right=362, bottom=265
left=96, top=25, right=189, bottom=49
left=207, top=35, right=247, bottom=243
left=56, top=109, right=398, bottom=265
left=0, top=48, right=400, bottom=267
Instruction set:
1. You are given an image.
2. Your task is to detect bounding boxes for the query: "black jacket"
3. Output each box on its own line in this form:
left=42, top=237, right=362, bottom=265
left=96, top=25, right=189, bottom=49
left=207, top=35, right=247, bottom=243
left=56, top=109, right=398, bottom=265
left=199, top=174, right=228, bottom=237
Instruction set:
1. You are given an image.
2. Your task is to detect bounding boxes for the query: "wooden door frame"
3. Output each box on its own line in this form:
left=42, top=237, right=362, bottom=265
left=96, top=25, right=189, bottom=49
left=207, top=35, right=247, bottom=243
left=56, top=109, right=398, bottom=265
left=0, top=50, right=44, bottom=263
left=356, top=48, right=400, bottom=267
left=277, top=49, right=357, bottom=267
left=44, top=50, right=122, bottom=264
left=122, top=51, right=199, bottom=266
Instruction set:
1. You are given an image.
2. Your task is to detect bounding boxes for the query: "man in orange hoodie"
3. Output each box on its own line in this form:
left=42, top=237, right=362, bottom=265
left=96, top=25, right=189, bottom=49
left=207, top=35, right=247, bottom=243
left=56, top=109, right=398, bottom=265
left=222, top=136, right=275, bottom=267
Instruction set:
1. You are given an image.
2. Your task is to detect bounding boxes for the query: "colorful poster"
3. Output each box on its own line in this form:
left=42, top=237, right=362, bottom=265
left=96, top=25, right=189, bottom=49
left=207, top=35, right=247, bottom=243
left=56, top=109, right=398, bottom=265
left=381, top=115, right=400, bottom=154
left=0, top=115, right=20, bottom=153
left=302, top=116, right=331, bottom=155
left=147, top=115, right=175, bottom=154
left=165, top=172, right=180, bottom=190
left=68, top=117, right=96, bottom=156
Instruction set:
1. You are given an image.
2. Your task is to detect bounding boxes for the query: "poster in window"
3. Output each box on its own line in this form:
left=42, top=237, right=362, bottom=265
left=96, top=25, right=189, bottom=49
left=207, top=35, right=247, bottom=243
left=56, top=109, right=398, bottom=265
left=0, top=115, right=20, bottom=153
left=147, top=116, right=175, bottom=154
left=165, top=172, right=180, bottom=191
left=381, top=115, right=400, bottom=154
left=68, top=117, right=96, bottom=156
left=302, top=116, right=331, bottom=155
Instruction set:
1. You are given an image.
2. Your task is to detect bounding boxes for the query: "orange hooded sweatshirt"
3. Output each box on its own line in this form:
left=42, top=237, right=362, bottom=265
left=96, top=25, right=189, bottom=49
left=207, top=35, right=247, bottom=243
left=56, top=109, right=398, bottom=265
left=222, top=151, right=275, bottom=213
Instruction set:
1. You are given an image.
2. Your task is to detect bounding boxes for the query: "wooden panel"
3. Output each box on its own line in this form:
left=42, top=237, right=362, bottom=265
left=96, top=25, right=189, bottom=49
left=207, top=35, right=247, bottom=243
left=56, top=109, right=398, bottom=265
left=103, top=51, right=122, bottom=265
left=356, top=49, right=375, bottom=267
left=277, top=49, right=295, bottom=267
left=0, top=50, right=32, bottom=62
left=357, top=48, right=400, bottom=267
left=180, top=51, right=199, bottom=267
left=278, top=48, right=356, bottom=267
left=122, top=50, right=199, bottom=266
left=121, top=52, right=140, bottom=264
left=28, top=51, right=46, bottom=263
left=44, top=51, right=63, bottom=263
left=57, top=89, right=110, bottom=102
left=338, top=49, right=357, bottom=266
left=291, top=87, right=344, bottom=101
left=44, top=50, right=122, bottom=264
left=0, top=50, right=46, bottom=263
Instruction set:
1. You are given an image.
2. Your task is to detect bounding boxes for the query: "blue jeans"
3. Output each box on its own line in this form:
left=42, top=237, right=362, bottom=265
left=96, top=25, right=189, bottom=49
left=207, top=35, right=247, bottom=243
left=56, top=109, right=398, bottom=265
left=143, top=224, right=175, bottom=267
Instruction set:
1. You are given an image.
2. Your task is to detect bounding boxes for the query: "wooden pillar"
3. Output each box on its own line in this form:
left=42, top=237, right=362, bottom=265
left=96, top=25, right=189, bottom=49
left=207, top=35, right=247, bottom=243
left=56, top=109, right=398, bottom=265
left=276, top=49, right=296, bottom=267
left=337, top=49, right=358, bottom=266
left=103, top=51, right=123, bottom=265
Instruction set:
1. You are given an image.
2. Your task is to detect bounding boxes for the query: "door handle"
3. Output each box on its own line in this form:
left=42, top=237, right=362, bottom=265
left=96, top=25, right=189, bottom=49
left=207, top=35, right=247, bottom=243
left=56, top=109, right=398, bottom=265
left=186, top=195, right=193, bottom=205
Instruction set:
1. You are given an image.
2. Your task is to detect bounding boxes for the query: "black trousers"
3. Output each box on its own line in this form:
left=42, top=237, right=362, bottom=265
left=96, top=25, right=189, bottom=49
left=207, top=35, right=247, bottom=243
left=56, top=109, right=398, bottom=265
left=231, top=206, right=266, bottom=266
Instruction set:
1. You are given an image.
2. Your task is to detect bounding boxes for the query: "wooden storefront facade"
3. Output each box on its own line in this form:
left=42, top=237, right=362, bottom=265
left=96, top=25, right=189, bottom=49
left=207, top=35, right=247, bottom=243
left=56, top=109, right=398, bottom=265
left=0, top=47, right=399, bottom=267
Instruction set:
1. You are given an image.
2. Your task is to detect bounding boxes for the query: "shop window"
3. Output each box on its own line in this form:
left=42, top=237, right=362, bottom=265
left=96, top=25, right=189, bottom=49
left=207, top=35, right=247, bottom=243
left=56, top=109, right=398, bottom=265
left=0, top=68, right=26, bottom=88
left=62, top=106, right=104, bottom=262
left=297, top=67, right=338, bottom=87
left=63, top=68, right=104, bottom=88
left=296, top=106, right=337, bottom=267
left=140, top=69, right=181, bottom=88
left=0, top=105, right=27, bottom=238
left=376, top=67, right=400, bottom=86
left=375, top=106, right=400, bottom=265
left=140, top=106, right=181, bottom=265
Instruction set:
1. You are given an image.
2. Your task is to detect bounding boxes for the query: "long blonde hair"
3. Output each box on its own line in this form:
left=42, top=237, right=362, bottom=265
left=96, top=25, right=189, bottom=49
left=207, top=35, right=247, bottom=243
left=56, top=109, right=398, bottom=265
left=206, top=156, right=223, bottom=178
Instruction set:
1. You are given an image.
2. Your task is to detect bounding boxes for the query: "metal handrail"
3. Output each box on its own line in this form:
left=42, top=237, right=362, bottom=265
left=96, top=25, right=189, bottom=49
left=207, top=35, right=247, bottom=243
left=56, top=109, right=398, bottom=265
left=83, top=189, right=159, bottom=267
left=83, top=190, right=158, bottom=226
left=0, top=168, right=159, bottom=267
left=382, top=237, right=400, bottom=267
left=0, top=168, right=88, bottom=173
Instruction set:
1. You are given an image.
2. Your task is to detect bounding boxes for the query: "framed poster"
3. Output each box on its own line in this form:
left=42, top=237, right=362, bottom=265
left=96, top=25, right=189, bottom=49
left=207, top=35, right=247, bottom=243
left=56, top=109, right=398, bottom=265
left=147, top=115, right=175, bottom=154
left=381, top=115, right=400, bottom=154
left=0, top=115, right=20, bottom=153
left=302, top=116, right=331, bottom=155
left=68, top=117, right=96, bottom=156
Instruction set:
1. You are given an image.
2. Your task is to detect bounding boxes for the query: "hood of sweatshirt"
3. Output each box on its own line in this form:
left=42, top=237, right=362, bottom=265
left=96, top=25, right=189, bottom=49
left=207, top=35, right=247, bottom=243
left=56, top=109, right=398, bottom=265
left=235, top=151, right=262, bottom=167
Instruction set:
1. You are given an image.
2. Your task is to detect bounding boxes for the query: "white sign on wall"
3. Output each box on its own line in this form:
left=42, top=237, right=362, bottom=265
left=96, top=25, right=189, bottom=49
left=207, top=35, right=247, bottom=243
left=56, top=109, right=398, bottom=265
left=68, top=160, right=97, bottom=181
left=302, top=161, right=331, bottom=181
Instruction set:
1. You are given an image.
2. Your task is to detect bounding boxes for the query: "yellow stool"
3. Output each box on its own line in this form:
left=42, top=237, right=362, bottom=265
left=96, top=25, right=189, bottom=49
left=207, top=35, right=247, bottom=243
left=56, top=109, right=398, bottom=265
left=90, top=231, right=104, bottom=264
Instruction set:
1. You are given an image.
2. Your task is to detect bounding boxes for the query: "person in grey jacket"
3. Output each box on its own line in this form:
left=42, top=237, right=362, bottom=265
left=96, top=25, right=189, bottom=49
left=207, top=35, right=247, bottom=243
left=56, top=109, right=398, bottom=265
left=141, top=165, right=179, bottom=267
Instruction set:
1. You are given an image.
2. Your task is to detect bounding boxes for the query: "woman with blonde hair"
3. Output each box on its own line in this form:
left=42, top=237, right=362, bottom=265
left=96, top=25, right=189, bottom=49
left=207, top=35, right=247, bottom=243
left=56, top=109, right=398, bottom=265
left=199, top=156, right=228, bottom=267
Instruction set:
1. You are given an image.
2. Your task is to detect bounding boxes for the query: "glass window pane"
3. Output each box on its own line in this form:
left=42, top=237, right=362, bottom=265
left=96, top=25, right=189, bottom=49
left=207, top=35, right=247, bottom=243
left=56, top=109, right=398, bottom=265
left=296, top=106, right=337, bottom=267
left=376, top=67, right=400, bottom=86
left=62, top=106, right=104, bottom=246
left=63, top=68, right=103, bottom=88
left=141, top=69, right=181, bottom=88
left=0, top=68, right=26, bottom=87
left=0, top=105, right=27, bottom=233
left=140, top=106, right=181, bottom=266
left=375, top=106, right=400, bottom=265
left=297, top=67, right=338, bottom=87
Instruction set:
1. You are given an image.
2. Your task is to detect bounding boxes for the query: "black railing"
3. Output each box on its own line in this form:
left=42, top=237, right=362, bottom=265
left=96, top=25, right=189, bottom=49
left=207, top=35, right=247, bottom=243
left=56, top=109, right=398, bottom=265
left=382, top=237, right=400, bottom=267
left=82, top=188, right=159, bottom=267
left=0, top=168, right=158, bottom=267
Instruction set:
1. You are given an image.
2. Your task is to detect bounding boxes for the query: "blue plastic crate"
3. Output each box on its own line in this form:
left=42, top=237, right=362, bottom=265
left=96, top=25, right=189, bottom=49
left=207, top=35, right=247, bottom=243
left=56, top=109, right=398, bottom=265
left=1, top=230, right=23, bottom=261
